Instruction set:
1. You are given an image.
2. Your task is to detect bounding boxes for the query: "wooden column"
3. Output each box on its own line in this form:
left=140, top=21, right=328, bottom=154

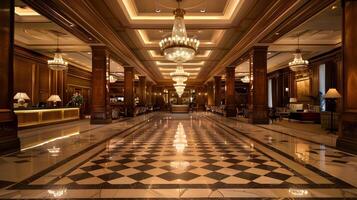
left=90, top=46, right=111, bottom=124
left=225, top=67, right=237, bottom=117
left=138, top=76, right=146, bottom=106
left=147, top=81, right=152, bottom=106
left=289, top=71, right=296, bottom=98
left=249, top=46, right=269, bottom=124
left=337, top=0, right=357, bottom=153
left=214, top=76, right=222, bottom=106
left=0, top=0, right=20, bottom=154
left=124, top=66, right=135, bottom=117
left=207, top=81, right=214, bottom=106
left=196, top=86, right=205, bottom=111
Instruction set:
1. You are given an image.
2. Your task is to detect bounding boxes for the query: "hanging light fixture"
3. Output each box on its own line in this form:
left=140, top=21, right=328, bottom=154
left=174, top=83, right=186, bottom=97
left=48, top=33, right=68, bottom=71
left=170, top=64, right=190, bottom=84
left=159, top=0, right=199, bottom=63
left=241, top=76, right=250, bottom=83
left=289, top=34, right=308, bottom=72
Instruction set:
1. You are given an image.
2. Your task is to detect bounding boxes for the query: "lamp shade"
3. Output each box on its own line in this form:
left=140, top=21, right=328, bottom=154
left=47, top=95, right=62, bottom=102
left=13, top=92, right=30, bottom=100
left=289, top=98, right=297, bottom=103
left=324, top=88, right=341, bottom=99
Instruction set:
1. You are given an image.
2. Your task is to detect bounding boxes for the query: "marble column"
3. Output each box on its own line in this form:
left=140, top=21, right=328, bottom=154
left=124, top=66, right=135, bottom=117
left=90, top=46, right=112, bottom=124
left=214, top=76, right=222, bottom=106
left=138, top=76, right=146, bottom=106
left=248, top=46, right=269, bottom=124
left=0, top=0, right=20, bottom=154
left=207, top=81, right=214, bottom=106
left=225, top=67, right=237, bottom=117
left=337, top=0, right=357, bottom=153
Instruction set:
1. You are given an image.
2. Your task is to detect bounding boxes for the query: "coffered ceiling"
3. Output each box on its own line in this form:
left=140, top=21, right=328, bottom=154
left=18, top=0, right=339, bottom=85
left=235, top=0, right=341, bottom=78
left=88, top=0, right=271, bottom=84
left=14, top=1, right=124, bottom=73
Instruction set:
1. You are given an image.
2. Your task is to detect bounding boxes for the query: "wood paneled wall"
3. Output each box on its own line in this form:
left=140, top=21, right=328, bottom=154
left=268, top=48, right=342, bottom=107
left=13, top=46, right=92, bottom=113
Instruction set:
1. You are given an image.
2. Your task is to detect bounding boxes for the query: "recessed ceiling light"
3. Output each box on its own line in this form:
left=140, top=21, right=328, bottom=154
left=275, top=32, right=280, bottom=35
left=155, top=9, right=161, bottom=13
left=268, top=52, right=272, bottom=55
left=200, top=9, right=206, bottom=13
left=331, top=5, right=337, bottom=10
left=87, top=52, right=91, bottom=55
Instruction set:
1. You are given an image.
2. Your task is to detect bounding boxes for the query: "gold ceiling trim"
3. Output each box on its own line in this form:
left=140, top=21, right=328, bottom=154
left=136, top=30, right=225, bottom=46
left=148, top=50, right=212, bottom=58
left=159, top=67, right=201, bottom=72
left=156, top=61, right=205, bottom=66
left=120, top=0, right=241, bottom=22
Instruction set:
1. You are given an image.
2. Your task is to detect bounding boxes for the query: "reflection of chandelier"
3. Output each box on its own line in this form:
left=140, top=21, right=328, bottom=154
left=170, top=65, right=189, bottom=84
left=289, top=35, right=308, bottom=72
left=174, top=83, right=186, bottom=97
left=173, top=122, right=187, bottom=153
left=159, top=0, right=199, bottom=63
left=48, top=34, right=68, bottom=71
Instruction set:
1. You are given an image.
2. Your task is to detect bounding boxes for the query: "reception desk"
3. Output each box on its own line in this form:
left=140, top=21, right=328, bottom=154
left=171, top=105, right=189, bottom=113
left=14, top=108, right=80, bottom=128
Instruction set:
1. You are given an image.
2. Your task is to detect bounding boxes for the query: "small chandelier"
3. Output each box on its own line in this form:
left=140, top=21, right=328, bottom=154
left=170, top=64, right=189, bottom=84
left=289, top=35, right=308, bottom=72
left=109, top=75, right=117, bottom=83
left=241, top=76, right=250, bottom=83
left=159, top=0, right=199, bottom=63
left=48, top=33, right=68, bottom=71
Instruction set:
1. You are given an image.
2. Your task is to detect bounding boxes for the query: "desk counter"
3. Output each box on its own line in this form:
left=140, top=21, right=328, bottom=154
left=14, top=108, right=80, bottom=128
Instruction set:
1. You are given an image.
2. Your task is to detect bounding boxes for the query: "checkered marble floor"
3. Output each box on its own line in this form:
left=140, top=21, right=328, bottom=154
left=3, top=114, right=357, bottom=199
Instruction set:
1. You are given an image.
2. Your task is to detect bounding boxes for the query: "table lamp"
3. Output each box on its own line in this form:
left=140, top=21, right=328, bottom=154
left=13, top=92, right=30, bottom=107
left=324, top=88, right=341, bottom=133
left=47, top=95, right=61, bottom=107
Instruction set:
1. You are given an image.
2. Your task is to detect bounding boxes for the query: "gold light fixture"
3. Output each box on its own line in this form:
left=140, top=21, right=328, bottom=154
left=48, top=33, right=68, bottom=71
left=289, top=34, right=308, bottom=72
left=159, top=0, right=199, bottom=63
left=170, top=64, right=190, bottom=84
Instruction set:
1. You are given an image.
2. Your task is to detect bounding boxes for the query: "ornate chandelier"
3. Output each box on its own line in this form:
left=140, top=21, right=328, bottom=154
left=174, top=83, right=186, bottom=97
left=48, top=34, right=68, bottom=71
left=159, top=0, right=199, bottom=63
left=241, top=76, right=250, bottom=83
left=170, top=64, right=189, bottom=84
left=289, top=35, right=308, bottom=72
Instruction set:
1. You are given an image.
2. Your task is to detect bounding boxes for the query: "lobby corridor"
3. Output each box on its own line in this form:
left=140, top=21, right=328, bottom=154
left=1, top=113, right=356, bottom=199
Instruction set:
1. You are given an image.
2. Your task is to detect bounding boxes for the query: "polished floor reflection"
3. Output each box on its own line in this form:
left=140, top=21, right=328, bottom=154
left=1, top=113, right=357, bottom=199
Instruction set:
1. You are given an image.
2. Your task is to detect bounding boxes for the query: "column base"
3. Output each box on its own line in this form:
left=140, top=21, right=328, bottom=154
left=126, top=107, right=134, bottom=117
left=248, top=105, right=269, bottom=124
left=224, top=105, right=237, bottom=117
left=336, top=136, right=357, bottom=154
left=0, top=110, right=20, bottom=155
left=90, top=112, right=112, bottom=124
left=336, top=116, right=357, bottom=154
left=90, top=118, right=112, bottom=124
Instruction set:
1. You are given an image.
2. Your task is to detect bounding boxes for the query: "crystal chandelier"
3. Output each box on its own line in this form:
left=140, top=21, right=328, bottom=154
left=241, top=76, right=250, bottom=83
left=159, top=0, right=199, bottom=63
left=170, top=64, right=189, bottom=84
left=289, top=35, right=308, bottom=72
left=174, top=83, right=186, bottom=97
left=48, top=34, right=68, bottom=71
